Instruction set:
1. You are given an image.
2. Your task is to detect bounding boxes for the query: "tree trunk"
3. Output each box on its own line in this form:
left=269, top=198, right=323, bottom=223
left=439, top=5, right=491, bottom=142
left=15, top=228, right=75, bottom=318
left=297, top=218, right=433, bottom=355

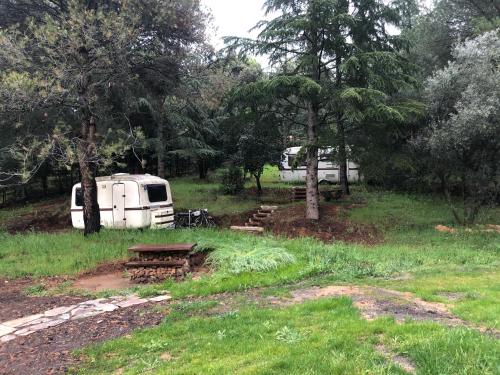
left=306, top=102, right=320, bottom=220
left=254, top=172, right=262, bottom=196
left=198, top=158, right=208, bottom=179
left=157, top=122, right=165, bottom=179
left=77, top=114, right=101, bottom=235
left=337, top=117, right=350, bottom=195
left=41, top=173, right=48, bottom=196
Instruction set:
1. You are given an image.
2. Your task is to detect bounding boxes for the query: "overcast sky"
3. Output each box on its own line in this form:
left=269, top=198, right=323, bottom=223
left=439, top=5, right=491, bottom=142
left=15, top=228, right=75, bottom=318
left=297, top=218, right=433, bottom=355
left=201, top=0, right=433, bottom=68
left=201, top=0, right=267, bottom=49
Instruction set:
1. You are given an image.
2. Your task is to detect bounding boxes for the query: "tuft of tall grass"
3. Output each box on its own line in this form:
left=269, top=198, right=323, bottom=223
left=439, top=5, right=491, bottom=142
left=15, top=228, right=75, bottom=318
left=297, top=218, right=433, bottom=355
left=206, top=239, right=296, bottom=274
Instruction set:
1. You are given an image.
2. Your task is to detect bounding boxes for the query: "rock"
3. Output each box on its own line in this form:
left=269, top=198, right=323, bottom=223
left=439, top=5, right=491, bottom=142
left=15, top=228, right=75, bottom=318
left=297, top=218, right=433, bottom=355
left=149, top=295, right=172, bottom=302
left=115, top=296, right=148, bottom=308
left=93, top=303, right=119, bottom=312
left=2, top=314, right=44, bottom=328
left=70, top=308, right=100, bottom=320
left=44, top=305, right=76, bottom=317
left=0, top=324, right=16, bottom=337
left=26, top=319, right=66, bottom=332
left=0, top=334, right=16, bottom=343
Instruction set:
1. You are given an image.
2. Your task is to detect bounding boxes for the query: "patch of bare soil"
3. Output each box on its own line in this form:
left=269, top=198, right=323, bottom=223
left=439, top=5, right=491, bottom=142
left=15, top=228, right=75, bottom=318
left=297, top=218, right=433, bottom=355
left=0, top=278, right=85, bottom=322
left=375, top=343, right=416, bottom=374
left=265, top=204, right=382, bottom=245
left=0, top=301, right=167, bottom=375
left=215, top=209, right=257, bottom=228
left=5, top=197, right=71, bottom=234
left=276, top=285, right=499, bottom=338
left=72, top=272, right=133, bottom=293
left=285, top=285, right=464, bottom=324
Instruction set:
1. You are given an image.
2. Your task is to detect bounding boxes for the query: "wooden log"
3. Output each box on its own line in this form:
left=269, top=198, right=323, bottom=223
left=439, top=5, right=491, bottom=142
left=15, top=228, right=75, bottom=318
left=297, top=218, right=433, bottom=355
left=230, top=226, right=264, bottom=233
left=260, top=205, right=278, bottom=211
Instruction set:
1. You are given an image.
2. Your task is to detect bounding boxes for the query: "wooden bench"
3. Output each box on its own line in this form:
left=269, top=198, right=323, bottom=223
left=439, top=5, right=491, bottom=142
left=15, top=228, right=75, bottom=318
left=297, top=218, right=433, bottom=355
left=128, top=243, right=197, bottom=254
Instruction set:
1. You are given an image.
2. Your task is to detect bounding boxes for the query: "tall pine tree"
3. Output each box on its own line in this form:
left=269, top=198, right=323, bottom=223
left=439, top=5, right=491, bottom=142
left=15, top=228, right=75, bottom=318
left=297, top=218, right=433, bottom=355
left=229, top=0, right=417, bottom=219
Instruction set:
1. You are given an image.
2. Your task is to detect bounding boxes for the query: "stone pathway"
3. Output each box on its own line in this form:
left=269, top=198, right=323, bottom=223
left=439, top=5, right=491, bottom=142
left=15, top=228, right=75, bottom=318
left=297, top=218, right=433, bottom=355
left=0, top=293, right=171, bottom=343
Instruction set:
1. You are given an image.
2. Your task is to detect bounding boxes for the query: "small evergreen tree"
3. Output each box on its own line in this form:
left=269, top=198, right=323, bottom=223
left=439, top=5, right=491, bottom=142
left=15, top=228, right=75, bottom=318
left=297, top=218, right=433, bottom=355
left=418, top=31, right=500, bottom=224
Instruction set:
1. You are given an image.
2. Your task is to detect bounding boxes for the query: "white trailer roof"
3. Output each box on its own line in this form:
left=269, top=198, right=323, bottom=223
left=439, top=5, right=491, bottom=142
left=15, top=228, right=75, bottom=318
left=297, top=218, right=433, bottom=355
left=95, top=174, right=166, bottom=183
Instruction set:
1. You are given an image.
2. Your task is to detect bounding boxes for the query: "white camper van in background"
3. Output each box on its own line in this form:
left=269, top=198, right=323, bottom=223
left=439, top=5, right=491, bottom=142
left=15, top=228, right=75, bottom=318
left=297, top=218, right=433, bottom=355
left=279, top=147, right=360, bottom=183
left=71, top=174, right=174, bottom=230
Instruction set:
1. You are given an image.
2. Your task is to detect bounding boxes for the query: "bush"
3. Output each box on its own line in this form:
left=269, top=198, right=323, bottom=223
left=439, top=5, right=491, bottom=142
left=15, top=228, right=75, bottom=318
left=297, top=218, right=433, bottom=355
left=220, top=166, right=245, bottom=195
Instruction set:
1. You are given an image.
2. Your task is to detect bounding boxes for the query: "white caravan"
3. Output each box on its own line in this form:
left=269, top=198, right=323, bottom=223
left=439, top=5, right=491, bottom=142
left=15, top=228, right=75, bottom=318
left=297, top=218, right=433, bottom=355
left=279, top=146, right=360, bottom=183
left=71, top=174, right=174, bottom=230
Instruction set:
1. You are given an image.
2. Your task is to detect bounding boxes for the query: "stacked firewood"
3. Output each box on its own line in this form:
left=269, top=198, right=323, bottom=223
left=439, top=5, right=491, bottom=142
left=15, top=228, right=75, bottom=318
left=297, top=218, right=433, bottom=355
left=125, top=243, right=196, bottom=283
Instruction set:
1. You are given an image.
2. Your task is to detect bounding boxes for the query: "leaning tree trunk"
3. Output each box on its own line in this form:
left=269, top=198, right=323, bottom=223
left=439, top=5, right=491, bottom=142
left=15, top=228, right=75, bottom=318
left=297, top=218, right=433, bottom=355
left=77, top=114, right=101, bottom=235
left=337, top=116, right=350, bottom=195
left=306, top=102, right=320, bottom=220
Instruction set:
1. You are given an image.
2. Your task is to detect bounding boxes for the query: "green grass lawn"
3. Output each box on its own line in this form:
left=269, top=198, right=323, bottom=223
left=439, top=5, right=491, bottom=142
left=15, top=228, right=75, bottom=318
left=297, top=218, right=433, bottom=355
left=78, top=298, right=499, bottom=374
left=1, top=168, right=499, bottom=374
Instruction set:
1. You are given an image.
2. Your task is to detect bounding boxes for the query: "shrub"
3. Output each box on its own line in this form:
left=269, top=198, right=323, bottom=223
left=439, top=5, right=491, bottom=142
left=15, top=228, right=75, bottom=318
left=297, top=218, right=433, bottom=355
left=220, top=166, right=245, bottom=195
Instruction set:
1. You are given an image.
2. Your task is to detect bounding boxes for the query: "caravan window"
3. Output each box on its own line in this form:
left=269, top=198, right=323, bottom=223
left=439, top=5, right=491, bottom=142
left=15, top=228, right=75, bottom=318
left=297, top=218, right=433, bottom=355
left=288, top=155, right=306, bottom=167
left=146, top=184, right=168, bottom=203
left=75, top=188, right=83, bottom=207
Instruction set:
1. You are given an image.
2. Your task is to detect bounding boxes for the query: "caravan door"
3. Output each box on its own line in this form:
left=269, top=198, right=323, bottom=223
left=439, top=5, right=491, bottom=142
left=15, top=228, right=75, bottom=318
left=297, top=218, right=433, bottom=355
left=112, top=183, right=126, bottom=228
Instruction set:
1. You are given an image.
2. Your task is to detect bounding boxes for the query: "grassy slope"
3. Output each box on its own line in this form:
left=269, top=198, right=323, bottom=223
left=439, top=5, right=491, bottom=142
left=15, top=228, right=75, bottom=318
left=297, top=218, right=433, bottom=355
left=0, top=189, right=498, bottom=328
left=171, top=166, right=294, bottom=215
left=78, top=299, right=499, bottom=375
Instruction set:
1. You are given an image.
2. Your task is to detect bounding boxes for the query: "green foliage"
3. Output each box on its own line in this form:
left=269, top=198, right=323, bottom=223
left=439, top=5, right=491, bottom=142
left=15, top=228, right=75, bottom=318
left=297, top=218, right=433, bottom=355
left=418, top=31, right=500, bottom=224
left=207, top=239, right=296, bottom=274
left=220, top=166, right=245, bottom=195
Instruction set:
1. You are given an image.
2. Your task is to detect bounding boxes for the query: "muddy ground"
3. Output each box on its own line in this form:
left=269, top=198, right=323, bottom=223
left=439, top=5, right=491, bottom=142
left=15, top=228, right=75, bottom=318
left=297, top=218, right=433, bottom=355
left=0, top=278, right=86, bottom=322
left=263, top=204, right=382, bottom=245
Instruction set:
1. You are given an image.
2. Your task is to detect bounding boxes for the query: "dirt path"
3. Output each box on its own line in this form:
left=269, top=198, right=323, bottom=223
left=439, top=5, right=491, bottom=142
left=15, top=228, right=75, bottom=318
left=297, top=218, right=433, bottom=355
left=0, top=282, right=496, bottom=374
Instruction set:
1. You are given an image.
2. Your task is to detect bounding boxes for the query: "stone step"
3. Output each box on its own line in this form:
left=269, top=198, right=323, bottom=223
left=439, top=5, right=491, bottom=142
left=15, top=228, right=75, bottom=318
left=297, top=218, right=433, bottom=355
left=255, top=212, right=270, bottom=218
left=252, top=214, right=267, bottom=221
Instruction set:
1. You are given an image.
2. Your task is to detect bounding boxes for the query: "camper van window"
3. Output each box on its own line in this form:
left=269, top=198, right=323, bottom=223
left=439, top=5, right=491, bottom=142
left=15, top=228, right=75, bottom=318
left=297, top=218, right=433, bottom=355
left=75, top=188, right=83, bottom=207
left=146, top=184, right=168, bottom=203
left=288, top=155, right=306, bottom=167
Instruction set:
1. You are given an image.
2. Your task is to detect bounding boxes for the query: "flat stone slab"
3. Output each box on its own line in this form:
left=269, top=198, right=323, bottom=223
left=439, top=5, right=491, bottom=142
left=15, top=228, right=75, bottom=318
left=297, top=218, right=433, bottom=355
left=0, top=325, right=15, bottom=337
left=149, top=295, right=172, bottom=302
left=44, top=305, right=76, bottom=317
left=0, top=292, right=172, bottom=345
left=116, top=297, right=148, bottom=308
left=2, top=314, right=44, bottom=328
